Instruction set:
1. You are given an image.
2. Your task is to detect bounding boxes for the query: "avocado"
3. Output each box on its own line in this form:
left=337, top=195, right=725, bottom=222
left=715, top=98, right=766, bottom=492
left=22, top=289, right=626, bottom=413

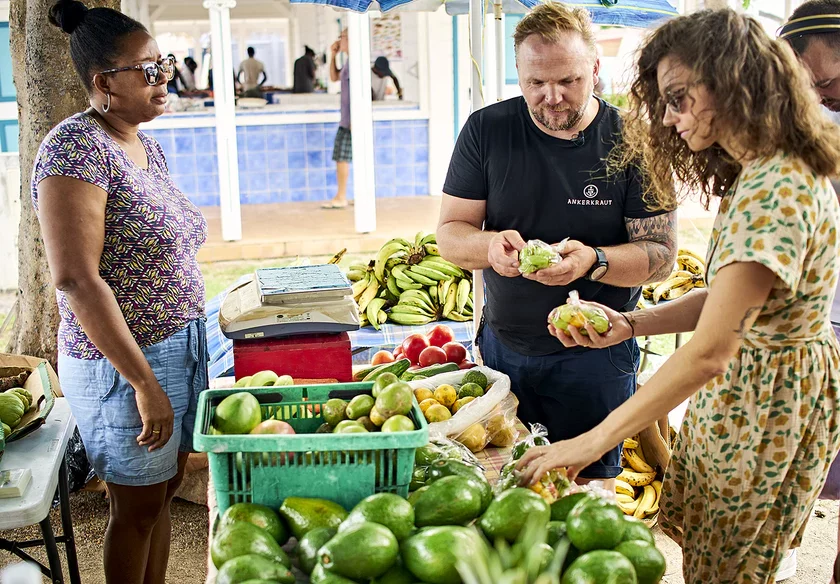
left=401, top=526, right=487, bottom=584
left=614, top=540, right=667, bottom=584
left=566, top=498, right=626, bottom=551
left=561, top=550, right=637, bottom=584
left=620, top=515, right=656, bottom=545
left=414, top=443, right=446, bottom=466
left=551, top=492, right=595, bottom=522
left=278, top=497, right=348, bottom=540
left=341, top=493, right=415, bottom=541
left=211, top=522, right=290, bottom=569
left=413, top=475, right=483, bottom=527
left=214, top=554, right=294, bottom=584
left=219, top=502, right=289, bottom=545
left=546, top=520, right=567, bottom=546
left=319, top=521, right=399, bottom=580
left=297, top=527, right=337, bottom=574
left=310, top=564, right=358, bottom=583
left=408, top=485, right=429, bottom=506
left=425, top=459, right=493, bottom=512
left=346, top=394, right=375, bottom=420
left=478, top=488, right=551, bottom=542
left=372, top=561, right=417, bottom=584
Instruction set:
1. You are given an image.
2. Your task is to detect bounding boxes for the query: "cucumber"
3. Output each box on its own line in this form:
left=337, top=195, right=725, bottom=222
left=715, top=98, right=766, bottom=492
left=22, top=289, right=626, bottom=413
left=361, top=358, right=411, bottom=382
left=416, top=363, right=460, bottom=378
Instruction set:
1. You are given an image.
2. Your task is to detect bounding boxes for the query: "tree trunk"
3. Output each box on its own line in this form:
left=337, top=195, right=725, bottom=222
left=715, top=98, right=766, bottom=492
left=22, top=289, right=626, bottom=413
left=9, top=0, right=119, bottom=365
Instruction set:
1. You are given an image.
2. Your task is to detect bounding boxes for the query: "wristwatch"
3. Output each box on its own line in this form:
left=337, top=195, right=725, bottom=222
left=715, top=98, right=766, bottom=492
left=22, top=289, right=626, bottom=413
left=586, top=247, right=609, bottom=281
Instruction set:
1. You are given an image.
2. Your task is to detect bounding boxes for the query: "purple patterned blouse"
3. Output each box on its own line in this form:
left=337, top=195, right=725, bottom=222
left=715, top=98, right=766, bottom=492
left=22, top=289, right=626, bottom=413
left=32, top=112, right=207, bottom=360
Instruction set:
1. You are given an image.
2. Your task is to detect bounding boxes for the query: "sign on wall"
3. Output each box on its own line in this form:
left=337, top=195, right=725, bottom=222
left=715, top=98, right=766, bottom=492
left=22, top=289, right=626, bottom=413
left=371, top=13, right=402, bottom=61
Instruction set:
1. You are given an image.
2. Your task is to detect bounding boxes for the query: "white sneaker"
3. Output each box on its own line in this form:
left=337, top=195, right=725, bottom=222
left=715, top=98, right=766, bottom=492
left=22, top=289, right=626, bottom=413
left=775, top=548, right=798, bottom=582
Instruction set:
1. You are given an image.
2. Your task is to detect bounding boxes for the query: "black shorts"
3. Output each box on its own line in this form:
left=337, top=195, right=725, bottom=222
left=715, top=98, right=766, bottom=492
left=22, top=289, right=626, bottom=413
left=332, top=126, right=352, bottom=163
left=478, top=323, right=639, bottom=479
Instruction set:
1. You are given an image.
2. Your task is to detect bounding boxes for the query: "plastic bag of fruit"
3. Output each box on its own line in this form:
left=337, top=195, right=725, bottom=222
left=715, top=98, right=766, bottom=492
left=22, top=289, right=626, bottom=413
left=407, top=366, right=519, bottom=453
left=518, top=238, right=568, bottom=274
left=495, top=424, right=573, bottom=504
left=548, top=290, right=611, bottom=336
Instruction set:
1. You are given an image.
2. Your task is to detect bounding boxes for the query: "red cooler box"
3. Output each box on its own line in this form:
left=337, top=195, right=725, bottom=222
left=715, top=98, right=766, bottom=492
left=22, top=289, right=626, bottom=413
left=232, top=332, right=353, bottom=382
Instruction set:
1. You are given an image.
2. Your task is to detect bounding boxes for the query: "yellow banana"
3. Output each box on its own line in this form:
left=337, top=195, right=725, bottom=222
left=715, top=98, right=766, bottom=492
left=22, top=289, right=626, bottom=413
left=617, top=497, right=640, bottom=516
left=633, top=485, right=658, bottom=519
left=662, top=281, right=695, bottom=301
left=328, top=248, right=346, bottom=264
left=652, top=276, right=693, bottom=304
left=625, top=449, right=655, bottom=474
left=346, top=269, right=366, bottom=282
left=615, top=479, right=635, bottom=498
left=358, top=280, right=380, bottom=313
left=445, top=311, right=471, bottom=322
left=424, top=243, right=440, bottom=255
left=618, top=469, right=656, bottom=487
left=677, top=254, right=705, bottom=276
left=443, top=283, right=457, bottom=317
left=668, top=270, right=694, bottom=279
left=616, top=493, right=636, bottom=504
left=366, top=298, right=387, bottom=331
left=623, top=437, right=639, bottom=450
left=374, top=239, right=410, bottom=282
left=646, top=480, right=663, bottom=516
left=678, top=248, right=706, bottom=265
left=456, top=278, right=471, bottom=313
left=351, top=272, right=371, bottom=298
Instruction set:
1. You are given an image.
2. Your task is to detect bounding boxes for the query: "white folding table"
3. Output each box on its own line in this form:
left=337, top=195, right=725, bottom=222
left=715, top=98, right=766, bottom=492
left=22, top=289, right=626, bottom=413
left=0, top=398, right=80, bottom=584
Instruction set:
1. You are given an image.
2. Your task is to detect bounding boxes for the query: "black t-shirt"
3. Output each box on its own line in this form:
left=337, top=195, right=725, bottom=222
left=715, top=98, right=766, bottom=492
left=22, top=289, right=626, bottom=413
left=443, top=96, right=664, bottom=356
left=293, top=56, right=316, bottom=94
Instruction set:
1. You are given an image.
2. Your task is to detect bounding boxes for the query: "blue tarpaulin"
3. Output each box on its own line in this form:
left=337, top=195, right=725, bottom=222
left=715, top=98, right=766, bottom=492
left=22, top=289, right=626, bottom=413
left=290, top=0, right=678, bottom=28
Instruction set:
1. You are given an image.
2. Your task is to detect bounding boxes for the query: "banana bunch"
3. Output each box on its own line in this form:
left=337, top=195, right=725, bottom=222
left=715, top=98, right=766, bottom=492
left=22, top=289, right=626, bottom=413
left=346, top=233, right=474, bottom=329
left=641, top=248, right=707, bottom=304
left=615, top=436, right=662, bottom=519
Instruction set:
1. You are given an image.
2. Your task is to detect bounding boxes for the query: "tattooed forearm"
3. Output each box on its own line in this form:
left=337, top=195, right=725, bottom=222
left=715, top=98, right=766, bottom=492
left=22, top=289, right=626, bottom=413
left=625, top=212, right=678, bottom=283
left=733, top=306, right=761, bottom=337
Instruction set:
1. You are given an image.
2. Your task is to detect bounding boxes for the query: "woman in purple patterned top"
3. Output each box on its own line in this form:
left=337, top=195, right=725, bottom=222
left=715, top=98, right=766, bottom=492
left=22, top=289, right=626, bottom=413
left=33, top=2, right=207, bottom=582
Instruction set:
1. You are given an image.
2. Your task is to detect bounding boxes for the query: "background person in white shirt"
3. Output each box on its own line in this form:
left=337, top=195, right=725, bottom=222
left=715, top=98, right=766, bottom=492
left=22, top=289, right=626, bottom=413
left=370, top=56, right=402, bottom=101
left=238, top=46, right=266, bottom=98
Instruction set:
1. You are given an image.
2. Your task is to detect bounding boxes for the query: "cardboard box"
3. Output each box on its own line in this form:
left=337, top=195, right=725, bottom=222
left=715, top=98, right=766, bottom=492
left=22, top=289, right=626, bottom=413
left=638, top=415, right=672, bottom=527
left=0, top=353, right=59, bottom=443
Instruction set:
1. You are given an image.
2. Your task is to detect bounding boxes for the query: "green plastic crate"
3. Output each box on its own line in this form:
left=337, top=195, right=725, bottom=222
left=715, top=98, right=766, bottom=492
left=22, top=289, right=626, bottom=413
left=194, top=383, right=429, bottom=515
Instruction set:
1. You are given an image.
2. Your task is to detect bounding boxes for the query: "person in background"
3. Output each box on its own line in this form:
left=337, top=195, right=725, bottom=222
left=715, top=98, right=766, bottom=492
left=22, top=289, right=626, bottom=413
left=293, top=45, right=317, bottom=94
left=517, top=9, right=840, bottom=584
left=180, top=56, right=198, bottom=92
left=38, top=1, right=208, bottom=582
left=165, top=53, right=188, bottom=94
left=371, top=56, right=403, bottom=101
left=238, top=46, right=267, bottom=98
left=780, top=1, right=840, bottom=580
left=437, top=2, right=677, bottom=490
left=323, top=29, right=352, bottom=209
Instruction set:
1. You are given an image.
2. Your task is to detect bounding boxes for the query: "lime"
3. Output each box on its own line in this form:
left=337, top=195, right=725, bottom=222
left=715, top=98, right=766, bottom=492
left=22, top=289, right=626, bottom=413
left=615, top=540, right=666, bottom=584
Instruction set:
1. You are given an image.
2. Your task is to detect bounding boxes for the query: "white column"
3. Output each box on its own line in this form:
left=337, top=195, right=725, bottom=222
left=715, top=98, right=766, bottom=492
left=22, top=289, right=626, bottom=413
left=347, top=12, right=376, bottom=234
left=137, top=0, right=151, bottom=32
left=469, top=0, right=486, bottom=357
left=204, top=0, right=242, bottom=242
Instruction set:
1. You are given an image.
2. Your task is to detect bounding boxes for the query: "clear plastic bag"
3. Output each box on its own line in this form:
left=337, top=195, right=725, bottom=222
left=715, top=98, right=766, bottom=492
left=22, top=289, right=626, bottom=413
left=408, top=366, right=519, bottom=453
left=548, top=290, right=612, bottom=335
left=518, top=238, right=568, bottom=274
left=495, top=424, right=572, bottom=503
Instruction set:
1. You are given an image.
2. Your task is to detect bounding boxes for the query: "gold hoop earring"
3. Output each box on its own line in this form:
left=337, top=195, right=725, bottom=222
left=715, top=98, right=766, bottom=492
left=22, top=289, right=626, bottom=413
left=103, top=93, right=111, bottom=114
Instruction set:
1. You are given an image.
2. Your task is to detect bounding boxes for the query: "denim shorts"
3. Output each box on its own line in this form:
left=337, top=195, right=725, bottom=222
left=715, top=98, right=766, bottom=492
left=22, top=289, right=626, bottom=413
left=57, top=319, right=208, bottom=486
left=478, top=323, right=639, bottom=479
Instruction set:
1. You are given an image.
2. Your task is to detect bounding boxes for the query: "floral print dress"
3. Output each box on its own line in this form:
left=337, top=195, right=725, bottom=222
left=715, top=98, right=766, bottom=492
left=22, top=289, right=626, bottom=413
left=658, top=152, right=840, bottom=583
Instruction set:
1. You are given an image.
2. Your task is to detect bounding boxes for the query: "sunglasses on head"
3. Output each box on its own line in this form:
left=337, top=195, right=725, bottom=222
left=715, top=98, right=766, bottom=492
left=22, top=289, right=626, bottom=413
left=99, top=56, right=175, bottom=86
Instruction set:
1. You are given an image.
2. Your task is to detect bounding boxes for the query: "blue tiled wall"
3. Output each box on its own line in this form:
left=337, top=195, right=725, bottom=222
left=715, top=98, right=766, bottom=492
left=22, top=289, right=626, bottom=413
left=145, top=119, right=430, bottom=207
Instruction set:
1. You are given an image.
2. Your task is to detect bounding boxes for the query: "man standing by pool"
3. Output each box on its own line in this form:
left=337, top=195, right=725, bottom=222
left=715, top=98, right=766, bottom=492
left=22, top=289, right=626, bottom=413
left=323, top=30, right=352, bottom=209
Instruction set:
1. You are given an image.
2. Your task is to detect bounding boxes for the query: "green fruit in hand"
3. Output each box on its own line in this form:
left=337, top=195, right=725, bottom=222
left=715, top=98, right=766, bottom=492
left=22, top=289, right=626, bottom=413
left=319, top=521, right=399, bottom=580
left=566, top=497, right=626, bottom=551
left=211, top=522, right=290, bottom=568
left=322, top=399, right=348, bottom=427
left=381, top=415, right=415, bottom=433
left=620, top=515, right=656, bottom=545
left=549, top=303, right=611, bottom=336
left=561, top=550, right=638, bottom=584
left=249, top=370, right=279, bottom=387
left=341, top=493, right=415, bottom=541
left=346, top=394, right=375, bottom=420
left=479, top=488, right=551, bottom=542
left=615, top=540, right=666, bottom=584
left=219, top=503, right=288, bottom=545
left=213, top=392, right=262, bottom=434
left=373, top=372, right=400, bottom=397
left=297, top=527, right=337, bottom=574
left=375, top=382, right=413, bottom=418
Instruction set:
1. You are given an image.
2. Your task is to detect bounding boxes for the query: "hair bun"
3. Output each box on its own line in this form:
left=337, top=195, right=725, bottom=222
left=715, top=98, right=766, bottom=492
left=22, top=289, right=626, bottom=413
left=49, top=0, right=89, bottom=35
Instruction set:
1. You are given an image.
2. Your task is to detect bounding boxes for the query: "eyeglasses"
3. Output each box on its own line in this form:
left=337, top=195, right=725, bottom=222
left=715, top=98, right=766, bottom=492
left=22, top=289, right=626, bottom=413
left=663, top=83, right=698, bottom=116
left=99, top=57, right=175, bottom=86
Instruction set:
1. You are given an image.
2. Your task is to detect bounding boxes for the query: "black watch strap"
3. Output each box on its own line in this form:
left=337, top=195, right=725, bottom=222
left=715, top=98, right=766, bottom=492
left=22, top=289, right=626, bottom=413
left=587, top=247, right=608, bottom=281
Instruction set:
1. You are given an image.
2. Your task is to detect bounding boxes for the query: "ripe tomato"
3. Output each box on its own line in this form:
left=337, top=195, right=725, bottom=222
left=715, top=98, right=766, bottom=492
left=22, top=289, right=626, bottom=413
left=419, top=346, right=448, bottom=367
left=458, top=360, right=477, bottom=370
left=426, top=324, right=455, bottom=348
left=402, top=334, right=430, bottom=365
left=442, top=342, right=467, bottom=364
left=371, top=350, right=395, bottom=365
